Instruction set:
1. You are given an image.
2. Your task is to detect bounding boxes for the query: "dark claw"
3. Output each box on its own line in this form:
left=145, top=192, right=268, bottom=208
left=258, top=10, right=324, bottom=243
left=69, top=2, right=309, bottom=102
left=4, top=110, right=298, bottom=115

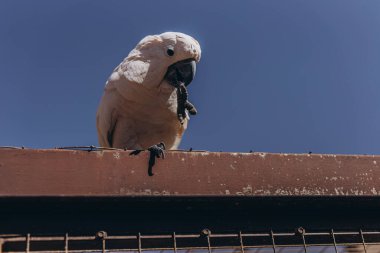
left=185, top=101, right=197, bottom=115
left=147, top=142, right=166, bottom=176
left=177, top=83, right=197, bottom=123
left=129, top=150, right=142, bottom=156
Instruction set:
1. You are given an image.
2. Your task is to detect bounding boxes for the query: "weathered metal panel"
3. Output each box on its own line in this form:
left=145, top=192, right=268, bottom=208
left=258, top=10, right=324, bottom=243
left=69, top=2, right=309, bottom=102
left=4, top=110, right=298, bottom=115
left=0, top=148, right=379, bottom=196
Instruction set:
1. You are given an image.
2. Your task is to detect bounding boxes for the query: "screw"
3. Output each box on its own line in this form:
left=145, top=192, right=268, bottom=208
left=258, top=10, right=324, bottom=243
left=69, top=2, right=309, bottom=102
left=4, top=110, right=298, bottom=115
left=96, top=231, right=107, bottom=239
left=201, top=228, right=211, bottom=237
left=296, top=227, right=305, bottom=235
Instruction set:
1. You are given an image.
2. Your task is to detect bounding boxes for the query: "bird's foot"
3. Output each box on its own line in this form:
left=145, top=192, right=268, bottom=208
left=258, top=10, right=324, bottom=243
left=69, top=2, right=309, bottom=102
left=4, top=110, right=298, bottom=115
left=176, top=83, right=197, bottom=124
left=129, top=150, right=142, bottom=156
left=129, top=142, right=166, bottom=176
left=147, top=142, right=166, bottom=176
left=130, top=143, right=166, bottom=176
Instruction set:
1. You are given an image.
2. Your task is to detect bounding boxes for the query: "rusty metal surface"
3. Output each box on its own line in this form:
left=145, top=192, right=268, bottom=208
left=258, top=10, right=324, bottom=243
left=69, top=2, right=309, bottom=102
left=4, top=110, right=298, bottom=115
left=0, top=148, right=380, bottom=196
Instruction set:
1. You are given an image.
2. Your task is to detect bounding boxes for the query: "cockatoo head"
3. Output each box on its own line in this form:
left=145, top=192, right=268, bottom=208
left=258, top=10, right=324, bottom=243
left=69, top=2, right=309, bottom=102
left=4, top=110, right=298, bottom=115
left=121, top=32, right=201, bottom=90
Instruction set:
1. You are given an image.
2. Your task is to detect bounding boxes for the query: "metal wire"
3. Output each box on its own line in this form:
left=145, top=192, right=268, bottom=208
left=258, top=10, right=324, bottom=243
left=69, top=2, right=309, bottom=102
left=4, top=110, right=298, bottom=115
left=101, top=236, right=106, bottom=253
left=300, top=229, right=307, bottom=253
left=2, top=229, right=380, bottom=253
left=0, top=145, right=121, bottom=151
left=239, top=231, right=245, bottom=253
left=331, top=229, right=338, bottom=253
left=270, top=230, right=276, bottom=253
left=26, top=234, right=30, bottom=253
left=172, top=232, right=177, bottom=253
left=138, top=233, right=142, bottom=253
left=206, top=233, right=212, bottom=253
left=55, top=146, right=122, bottom=151
left=0, top=145, right=210, bottom=153
left=360, top=229, right=367, bottom=253
left=0, top=146, right=24, bottom=149
left=64, top=234, right=68, bottom=253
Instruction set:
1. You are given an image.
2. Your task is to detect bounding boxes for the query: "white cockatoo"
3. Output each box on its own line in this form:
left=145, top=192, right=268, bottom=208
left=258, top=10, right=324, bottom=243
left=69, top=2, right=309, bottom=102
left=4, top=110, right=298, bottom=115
left=96, top=32, right=201, bottom=174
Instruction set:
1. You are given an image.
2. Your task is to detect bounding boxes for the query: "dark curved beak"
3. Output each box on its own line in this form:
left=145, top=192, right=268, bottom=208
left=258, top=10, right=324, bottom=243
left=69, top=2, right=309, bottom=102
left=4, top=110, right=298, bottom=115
left=165, top=59, right=196, bottom=87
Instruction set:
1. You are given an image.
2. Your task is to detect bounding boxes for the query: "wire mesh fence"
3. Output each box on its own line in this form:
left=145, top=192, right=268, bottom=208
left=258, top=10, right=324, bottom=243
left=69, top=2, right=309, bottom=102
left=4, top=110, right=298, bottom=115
left=1, top=229, right=379, bottom=253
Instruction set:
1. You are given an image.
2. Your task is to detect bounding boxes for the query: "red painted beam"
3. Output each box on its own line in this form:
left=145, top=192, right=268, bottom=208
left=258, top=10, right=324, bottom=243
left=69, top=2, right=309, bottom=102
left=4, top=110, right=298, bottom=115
left=0, top=148, right=379, bottom=196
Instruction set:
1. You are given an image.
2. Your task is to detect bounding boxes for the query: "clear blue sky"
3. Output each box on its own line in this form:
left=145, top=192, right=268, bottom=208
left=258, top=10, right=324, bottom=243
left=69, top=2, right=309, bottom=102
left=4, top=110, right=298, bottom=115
left=1, top=0, right=380, bottom=154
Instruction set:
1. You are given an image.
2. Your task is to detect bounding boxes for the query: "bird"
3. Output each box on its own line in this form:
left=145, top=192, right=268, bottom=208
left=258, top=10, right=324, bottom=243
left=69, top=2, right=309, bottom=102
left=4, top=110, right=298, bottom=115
left=96, top=32, right=201, bottom=175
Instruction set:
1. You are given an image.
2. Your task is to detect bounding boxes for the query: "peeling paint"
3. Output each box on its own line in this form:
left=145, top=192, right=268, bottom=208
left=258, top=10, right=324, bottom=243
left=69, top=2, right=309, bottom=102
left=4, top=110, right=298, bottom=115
left=3, top=149, right=380, bottom=197
left=238, top=153, right=252, bottom=156
left=120, top=189, right=173, bottom=196
left=259, top=153, right=266, bottom=159
left=334, top=187, right=345, bottom=195
left=243, top=185, right=253, bottom=194
left=113, top=152, right=120, bottom=159
left=96, top=151, right=104, bottom=158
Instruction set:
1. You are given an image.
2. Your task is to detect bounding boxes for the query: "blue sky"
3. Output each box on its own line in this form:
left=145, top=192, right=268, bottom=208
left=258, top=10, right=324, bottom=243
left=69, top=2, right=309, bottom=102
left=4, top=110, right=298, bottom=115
left=1, top=0, right=380, bottom=154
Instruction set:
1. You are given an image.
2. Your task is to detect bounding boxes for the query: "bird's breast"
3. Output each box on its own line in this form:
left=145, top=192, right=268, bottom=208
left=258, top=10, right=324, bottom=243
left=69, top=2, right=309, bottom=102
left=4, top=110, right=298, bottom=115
left=117, top=84, right=187, bottom=149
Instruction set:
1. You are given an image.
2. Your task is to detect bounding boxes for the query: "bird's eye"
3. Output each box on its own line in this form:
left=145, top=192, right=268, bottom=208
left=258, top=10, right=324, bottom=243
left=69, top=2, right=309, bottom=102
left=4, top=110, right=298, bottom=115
left=166, top=47, right=174, bottom=56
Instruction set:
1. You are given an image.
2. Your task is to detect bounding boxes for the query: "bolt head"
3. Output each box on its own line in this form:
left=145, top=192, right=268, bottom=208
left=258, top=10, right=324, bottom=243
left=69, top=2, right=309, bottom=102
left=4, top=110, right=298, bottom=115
left=96, top=231, right=107, bottom=238
left=201, top=229, right=211, bottom=236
